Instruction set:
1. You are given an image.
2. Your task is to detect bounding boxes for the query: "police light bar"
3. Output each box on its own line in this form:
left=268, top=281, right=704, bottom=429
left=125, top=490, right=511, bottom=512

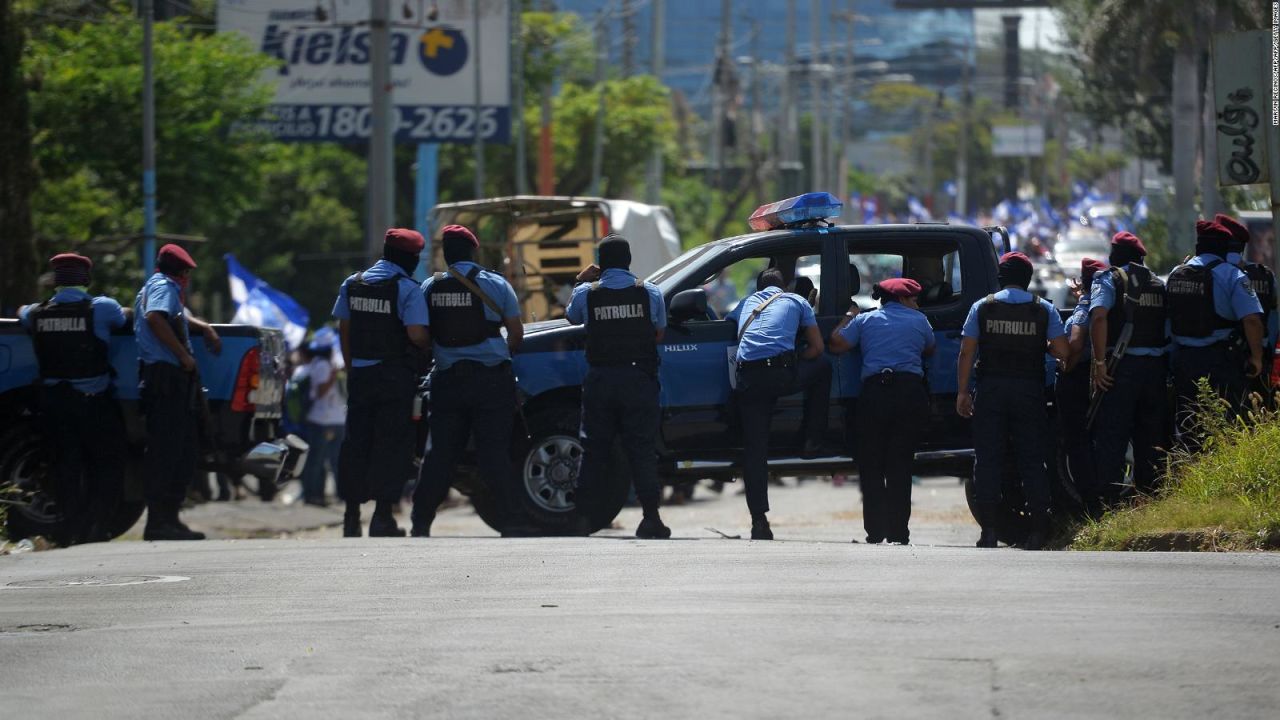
left=748, top=192, right=843, bottom=231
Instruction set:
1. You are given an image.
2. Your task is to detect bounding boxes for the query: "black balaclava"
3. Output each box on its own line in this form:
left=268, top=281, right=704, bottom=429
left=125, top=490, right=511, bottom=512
left=442, top=235, right=475, bottom=266
left=1195, top=238, right=1229, bottom=259
left=997, top=258, right=1033, bottom=290
left=597, top=234, right=632, bottom=271
left=383, top=244, right=420, bottom=275
left=1108, top=245, right=1144, bottom=268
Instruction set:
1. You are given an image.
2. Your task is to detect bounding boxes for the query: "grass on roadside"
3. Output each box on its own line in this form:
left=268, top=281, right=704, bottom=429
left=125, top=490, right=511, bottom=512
left=1072, top=381, right=1280, bottom=551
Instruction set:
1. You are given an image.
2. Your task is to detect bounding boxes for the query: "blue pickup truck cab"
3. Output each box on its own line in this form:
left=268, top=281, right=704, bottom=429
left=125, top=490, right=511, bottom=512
left=0, top=320, right=303, bottom=541
left=449, top=197, right=1015, bottom=534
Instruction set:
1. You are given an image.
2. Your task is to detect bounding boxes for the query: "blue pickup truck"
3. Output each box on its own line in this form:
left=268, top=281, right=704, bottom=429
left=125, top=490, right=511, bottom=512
left=0, top=319, right=304, bottom=541
left=439, top=201, right=1027, bottom=535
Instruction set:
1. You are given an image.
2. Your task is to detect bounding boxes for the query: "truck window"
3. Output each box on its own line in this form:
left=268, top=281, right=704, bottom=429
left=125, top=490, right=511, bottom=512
left=847, top=241, right=963, bottom=310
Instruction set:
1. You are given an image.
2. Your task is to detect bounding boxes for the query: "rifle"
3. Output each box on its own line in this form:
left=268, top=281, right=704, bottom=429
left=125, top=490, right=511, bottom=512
left=1086, top=268, right=1135, bottom=430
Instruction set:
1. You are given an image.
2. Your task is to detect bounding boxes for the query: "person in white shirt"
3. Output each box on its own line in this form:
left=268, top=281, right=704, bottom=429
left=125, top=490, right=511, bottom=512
left=300, top=337, right=346, bottom=506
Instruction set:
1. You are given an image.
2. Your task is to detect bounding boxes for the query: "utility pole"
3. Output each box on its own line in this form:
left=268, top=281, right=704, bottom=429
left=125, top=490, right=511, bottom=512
left=472, top=0, right=485, bottom=198
left=141, top=0, right=157, bottom=275
left=711, top=0, right=731, bottom=192
left=590, top=13, right=606, bottom=196
left=512, top=8, right=527, bottom=194
left=750, top=19, right=764, bottom=207
left=368, top=0, right=395, bottom=263
left=838, top=0, right=855, bottom=206
left=621, top=0, right=636, bottom=78
left=783, top=0, right=797, bottom=171
left=644, top=0, right=665, bottom=204
left=956, top=34, right=971, bottom=218
left=809, top=0, right=823, bottom=191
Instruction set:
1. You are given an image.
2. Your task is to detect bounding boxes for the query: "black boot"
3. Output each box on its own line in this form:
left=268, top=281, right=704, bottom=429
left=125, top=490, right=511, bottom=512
left=635, top=513, right=671, bottom=539
left=751, top=513, right=773, bottom=540
left=367, top=502, right=405, bottom=537
left=1023, top=511, right=1051, bottom=551
left=343, top=503, right=362, bottom=538
left=975, top=502, right=999, bottom=549
left=144, top=506, right=205, bottom=541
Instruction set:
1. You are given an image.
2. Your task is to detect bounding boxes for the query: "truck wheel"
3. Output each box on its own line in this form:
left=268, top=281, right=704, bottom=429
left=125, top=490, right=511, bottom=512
left=509, top=404, right=629, bottom=534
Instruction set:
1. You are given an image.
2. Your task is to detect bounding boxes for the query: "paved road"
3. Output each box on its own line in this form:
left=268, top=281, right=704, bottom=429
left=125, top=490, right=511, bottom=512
left=3, top=524, right=1278, bottom=718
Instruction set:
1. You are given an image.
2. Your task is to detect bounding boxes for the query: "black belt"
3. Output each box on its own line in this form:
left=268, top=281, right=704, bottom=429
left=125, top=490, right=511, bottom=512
left=441, top=360, right=511, bottom=377
left=865, top=369, right=922, bottom=385
left=737, top=351, right=796, bottom=371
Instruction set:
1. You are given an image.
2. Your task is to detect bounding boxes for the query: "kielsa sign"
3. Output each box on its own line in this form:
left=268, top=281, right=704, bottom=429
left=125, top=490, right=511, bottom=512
left=1212, top=30, right=1273, bottom=186
left=217, top=0, right=510, bottom=143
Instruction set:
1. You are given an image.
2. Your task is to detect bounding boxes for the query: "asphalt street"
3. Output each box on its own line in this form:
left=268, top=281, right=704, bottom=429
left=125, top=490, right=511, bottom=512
left=2, top=479, right=1278, bottom=720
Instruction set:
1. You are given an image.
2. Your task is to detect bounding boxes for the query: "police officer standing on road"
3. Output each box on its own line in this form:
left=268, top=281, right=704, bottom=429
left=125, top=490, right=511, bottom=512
left=564, top=234, right=671, bottom=539
left=18, top=254, right=130, bottom=545
left=333, top=229, right=431, bottom=538
left=134, top=244, right=221, bottom=541
left=828, top=278, right=935, bottom=545
left=1089, top=232, right=1169, bottom=500
left=1167, top=220, right=1264, bottom=429
left=735, top=268, right=832, bottom=540
left=1058, top=258, right=1107, bottom=514
left=410, top=225, right=524, bottom=537
left=1218, top=213, right=1278, bottom=396
left=956, top=252, right=1069, bottom=550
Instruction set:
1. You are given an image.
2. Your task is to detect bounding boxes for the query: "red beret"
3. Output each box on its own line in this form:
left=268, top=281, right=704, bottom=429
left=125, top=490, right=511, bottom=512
left=384, top=228, right=425, bottom=254
left=157, top=243, right=196, bottom=269
left=1110, top=231, right=1147, bottom=256
left=1195, top=220, right=1234, bottom=244
left=998, top=251, right=1033, bottom=269
left=877, top=277, right=922, bottom=298
left=440, top=224, right=479, bottom=248
left=1081, top=258, right=1107, bottom=282
left=50, top=252, right=92, bottom=270
left=1213, top=213, right=1250, bottom=246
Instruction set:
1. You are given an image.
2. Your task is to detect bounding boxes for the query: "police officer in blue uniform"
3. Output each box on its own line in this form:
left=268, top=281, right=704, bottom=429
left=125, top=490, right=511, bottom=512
left=1088, top=232, right=1169, bottom=500
left=1058, top=258, right=1107, bottom=513
left=333, top=228, right=431, bottom=537
left=829, top=277, right=935, bottom=545
left=1167, top=220, right=1265, bottom=430
left=410, top=224, right=524, bottom=537
left=735, top=267, right=832, bottom=540
left=1217, top=213, right=1278, bottom=399
left=18, top=254, right=129, bottom=545
left=956, top=252, right=1069, bottom=550
left=134, top=244, right=221, bottom=541
left=564, top=234, right=671, bottom=539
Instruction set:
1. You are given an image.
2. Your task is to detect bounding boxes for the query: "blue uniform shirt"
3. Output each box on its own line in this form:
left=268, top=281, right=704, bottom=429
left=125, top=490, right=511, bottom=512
left=1065, top=293, right=1092, bottom=356
left=962, top=288, right=1067, bottom=340
left=1088, top=266, right=1169, bottom=356
left=332, top=259, right=429, bottom=367
left=19, top=288, right=127, bottom=394
left=1228, top=256, right=1280, bottom=350
left=566, top=268, right=666, bottom=330
left=735, top=287, right=817, bottom=362
left=420, top=260, right=521, bottom=370
left=134, top=273, right=193, bottom=367
left=836, top=301, right=935, bottom=378
left=1170, top=254, right=1263, bottom=348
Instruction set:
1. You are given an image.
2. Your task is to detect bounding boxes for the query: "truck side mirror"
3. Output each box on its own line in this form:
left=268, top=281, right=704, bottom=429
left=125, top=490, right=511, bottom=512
left=668, top=288, right=708, bottom=324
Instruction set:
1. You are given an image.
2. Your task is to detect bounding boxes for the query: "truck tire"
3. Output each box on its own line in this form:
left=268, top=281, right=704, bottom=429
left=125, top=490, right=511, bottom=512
left=508, top=404, right=629, bottom=534
left=0, top=419, right=145, bottom=543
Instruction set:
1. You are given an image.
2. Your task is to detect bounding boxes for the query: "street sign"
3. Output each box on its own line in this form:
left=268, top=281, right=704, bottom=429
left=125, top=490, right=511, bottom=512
left=1211, top=30, right=1270, bottom=186
left=217, top=0, right=510, bottom=143
left=991, top=124, right=1044, bottom=157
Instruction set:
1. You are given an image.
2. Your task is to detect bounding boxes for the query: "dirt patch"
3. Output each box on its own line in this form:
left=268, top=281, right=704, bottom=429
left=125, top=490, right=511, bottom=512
left=1118, top=529, right=1280, bottom=552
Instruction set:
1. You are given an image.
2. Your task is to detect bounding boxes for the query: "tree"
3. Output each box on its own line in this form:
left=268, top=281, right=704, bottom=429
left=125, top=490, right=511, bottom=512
left=0, top=0, right=37, bottom=314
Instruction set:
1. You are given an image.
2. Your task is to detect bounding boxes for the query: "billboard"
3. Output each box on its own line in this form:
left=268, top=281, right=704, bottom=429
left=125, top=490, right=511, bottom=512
left=1211, top=30, right=1270, bottom=186
left=992, top=124, right=1045, bottom=157
left=217, top=0, right=510, bottom=143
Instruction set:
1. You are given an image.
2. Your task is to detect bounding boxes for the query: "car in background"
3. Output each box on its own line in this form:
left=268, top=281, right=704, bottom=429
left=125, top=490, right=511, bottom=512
left=1052, top=227, right=1111, bottom=279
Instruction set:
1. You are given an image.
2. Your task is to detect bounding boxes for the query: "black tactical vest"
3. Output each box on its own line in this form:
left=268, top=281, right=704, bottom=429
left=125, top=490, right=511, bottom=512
left=1167, top=260, right=1234, bottom=338
left=427, top=267, right=503, bottom=348
left=1104, top=265, right=1168, bottom=350
left=28, top=300, right=110, bottom=380
left=1244, top=263, right=1276, bottom=323
left=977, top=298, right=1048, bottom=379
left=347, top=273, right=407, bottom=360
left=585, top=281, right=659, bottom=372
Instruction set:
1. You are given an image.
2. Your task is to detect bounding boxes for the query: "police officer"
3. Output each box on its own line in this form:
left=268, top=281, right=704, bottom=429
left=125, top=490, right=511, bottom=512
left=410, top=225, right=523, bottom=537
left=1058, top=258, right=1107, bottom=514
left=828, top=277, right=935, bottom=545
left=333, top=228, right=431, bottom=538
left=1217, top=213, right=1278, bottom=399
left=18, top=254, right=129, bottom=545
left=1089, top=232, right=1169, bottom=500
left=134, top=244, right=221, bottom=541
left=563, top=234, right=670, bottom=539
left=735, top=267, right=832, bottom=540
left=1167, top=220, right=1265, bottom=430
left=956, top=252, right=1069, bottom=550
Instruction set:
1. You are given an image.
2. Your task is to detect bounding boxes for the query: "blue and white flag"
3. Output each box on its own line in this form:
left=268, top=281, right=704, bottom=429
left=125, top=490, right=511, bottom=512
left=1132, top=196, right=1150, bottom=225
left=225, top=254, right=310, bottom=350
left=907, top=195, right=931, bottom=221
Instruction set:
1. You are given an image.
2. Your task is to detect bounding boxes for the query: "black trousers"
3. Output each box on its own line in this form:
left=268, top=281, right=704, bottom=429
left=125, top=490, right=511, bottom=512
left=140, top=362, right=199, bottom=515
left=576, top=365, right=661, bottom=516
left=972, top=375, right=1050, bottom=513
left=736, top=355, right=832, bottom=516
left=1055, top=366, right=1099, bottom=505
left=339, top=362, right=416, bottom=505
left=1172, top=343, right=1246, bottom=434
left=1092, top=355, right=1168, bottom=498
left=412, top=362, right=516, bottom=527
left=40, top=383, right=126, bottom=540
left=855, top=373, right=927, bottom=543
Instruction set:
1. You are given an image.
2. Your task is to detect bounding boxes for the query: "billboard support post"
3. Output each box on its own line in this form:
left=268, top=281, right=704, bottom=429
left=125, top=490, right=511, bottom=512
left=369, top=0, right=395, bottom=263
left=142, top=0, right=156, bottom=276
left=414, top=143, right=438, bottom=281
left=473, top=0, right=485, bottom=198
